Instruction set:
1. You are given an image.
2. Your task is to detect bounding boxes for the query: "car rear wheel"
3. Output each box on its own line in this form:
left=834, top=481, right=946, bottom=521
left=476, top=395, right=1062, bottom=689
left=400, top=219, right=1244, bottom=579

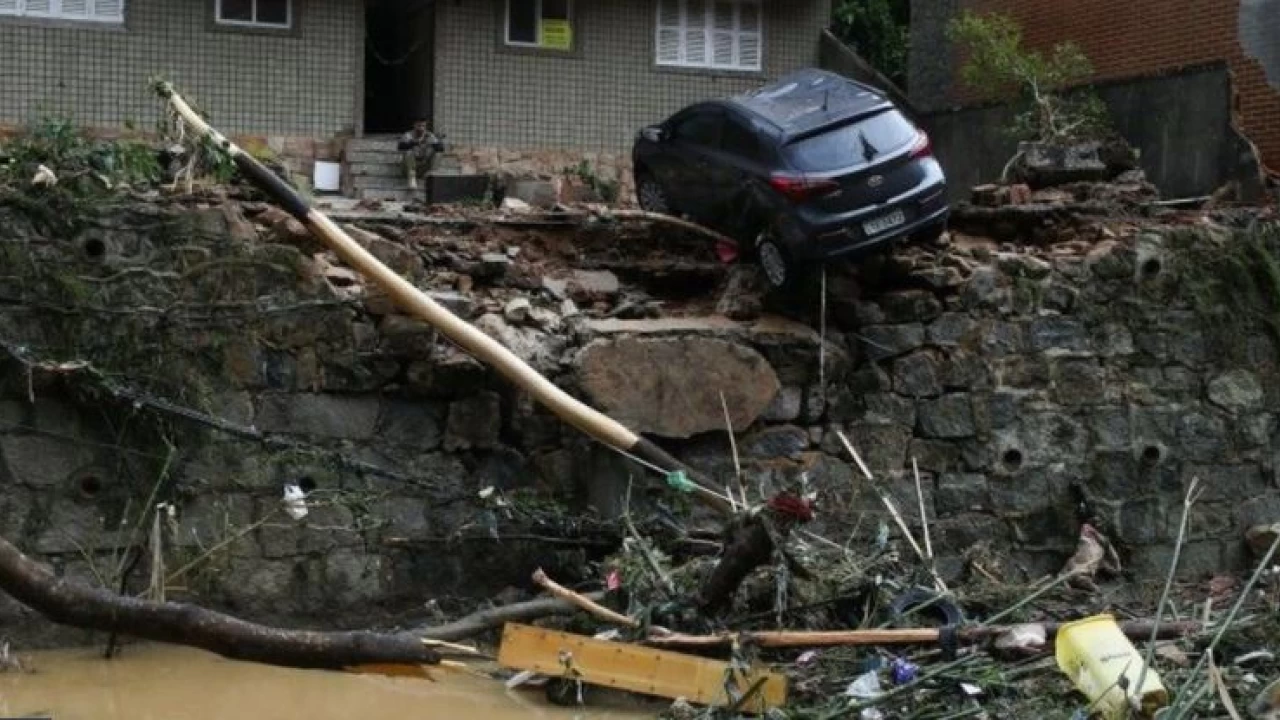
left=636, top=173, right=671, bottom=214
left=756, top=231, right=792, bottom=289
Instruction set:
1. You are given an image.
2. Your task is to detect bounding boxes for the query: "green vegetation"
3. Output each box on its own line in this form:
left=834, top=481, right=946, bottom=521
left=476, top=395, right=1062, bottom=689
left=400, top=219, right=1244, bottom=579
left=563, top=159, right=620, bottom=204
left=947, top=11, right=1111, bottom=143
left=1180, top=222, right=1280, bottom=357
left=832, top=0, right=910, bottom=89
left=0, top=115, right=162, bottom=191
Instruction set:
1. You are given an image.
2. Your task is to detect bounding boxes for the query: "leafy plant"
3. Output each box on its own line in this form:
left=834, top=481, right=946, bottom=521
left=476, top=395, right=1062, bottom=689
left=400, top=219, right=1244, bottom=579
left=0, top=115, right=163, bottom=190
left=947, top=11, right=1111, bottom=144
left=832, top=0, right=910, bottom=89
left=564, top=160, right=619, bottom=203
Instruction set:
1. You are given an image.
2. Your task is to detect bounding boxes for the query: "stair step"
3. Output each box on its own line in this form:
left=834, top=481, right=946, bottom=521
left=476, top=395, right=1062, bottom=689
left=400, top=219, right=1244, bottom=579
left=358, top=188, right=420, bottom=202
left=345, top=149, right=405, bottom=164
left=352, top=175, right=414, bottom=190
left=346, top=136, right=402, bottom=153
left=349, top=163, right=406, bottom=179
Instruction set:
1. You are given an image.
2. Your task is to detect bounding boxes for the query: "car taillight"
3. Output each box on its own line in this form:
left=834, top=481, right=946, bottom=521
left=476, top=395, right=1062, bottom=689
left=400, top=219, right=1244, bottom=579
left=909, top=131, right=933, bottom=159
left=769, top=174, right=839, bottom=203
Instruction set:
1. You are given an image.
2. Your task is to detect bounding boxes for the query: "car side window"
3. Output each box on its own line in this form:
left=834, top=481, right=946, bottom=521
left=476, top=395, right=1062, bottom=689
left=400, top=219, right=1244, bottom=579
left=722, top=117, right=763, bottom=163
left=672, top=111, right=723, bottom=148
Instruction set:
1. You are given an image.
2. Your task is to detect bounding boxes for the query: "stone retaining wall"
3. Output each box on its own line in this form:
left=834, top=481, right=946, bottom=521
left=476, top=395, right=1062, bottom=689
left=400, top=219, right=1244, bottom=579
left=0, top=193, right=1276, bottom=646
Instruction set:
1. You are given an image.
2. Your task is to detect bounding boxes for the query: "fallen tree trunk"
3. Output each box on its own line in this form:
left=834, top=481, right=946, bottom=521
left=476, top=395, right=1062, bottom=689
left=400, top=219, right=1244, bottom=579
left=0, top=534, right=440, bottom=670
left=416, top=592, right=607, bottom=642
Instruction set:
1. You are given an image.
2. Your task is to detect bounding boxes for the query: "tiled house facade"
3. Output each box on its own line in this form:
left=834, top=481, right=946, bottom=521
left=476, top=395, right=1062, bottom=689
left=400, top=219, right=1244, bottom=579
left=908, top=0, right=1280, bottom=169
left=0, top=0, right=834, bottom=192
left=434, top=0, right=832, bottom=150
left=0, top=0, right=362, bottom=172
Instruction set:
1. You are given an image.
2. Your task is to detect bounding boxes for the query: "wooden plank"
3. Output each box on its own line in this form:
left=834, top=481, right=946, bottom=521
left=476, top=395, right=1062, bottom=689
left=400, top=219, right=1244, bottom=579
left=497, top=623, right=787, bottom=712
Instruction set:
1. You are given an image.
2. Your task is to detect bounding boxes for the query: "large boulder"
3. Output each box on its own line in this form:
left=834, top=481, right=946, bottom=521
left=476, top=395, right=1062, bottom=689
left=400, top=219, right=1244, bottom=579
left=575, top=335, right=780, bottom=439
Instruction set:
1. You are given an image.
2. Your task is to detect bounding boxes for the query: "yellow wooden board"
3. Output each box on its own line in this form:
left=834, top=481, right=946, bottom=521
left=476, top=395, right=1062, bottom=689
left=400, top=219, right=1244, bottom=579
left=497, top=623, right=787, bottom=712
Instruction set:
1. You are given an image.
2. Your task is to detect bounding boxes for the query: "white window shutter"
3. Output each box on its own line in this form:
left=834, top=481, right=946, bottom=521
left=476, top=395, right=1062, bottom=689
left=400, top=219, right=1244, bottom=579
left=739, top=33, right=761, bottom=69
left=61, top=0, right=90, bottom=16
left=24, top=0, right=53, bottom=14
left=739, top=1, right=761, bottom=69
left=92, top=0, right=123, bottom=19
left=656, top=0, right=682, bottom=65
left=0, top=0, right=18, bottom=14
left=657, top=28, right=682, bottom=64
left=683, top=0, right=707, bottom=65
left=685, top=28, right=708, bottom=65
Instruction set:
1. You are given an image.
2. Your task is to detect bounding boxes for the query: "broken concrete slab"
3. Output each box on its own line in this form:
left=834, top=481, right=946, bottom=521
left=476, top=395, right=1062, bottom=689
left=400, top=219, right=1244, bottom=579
left=575, top=335, right=780, bottom=439
left=505, top=179, right=558, bottom=208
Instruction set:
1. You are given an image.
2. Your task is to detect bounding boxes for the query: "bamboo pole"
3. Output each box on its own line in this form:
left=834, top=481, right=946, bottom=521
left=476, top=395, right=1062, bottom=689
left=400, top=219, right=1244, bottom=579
left=645, top=619, right=1202, bottom=650
left=151, top=81, right=731, bottom=517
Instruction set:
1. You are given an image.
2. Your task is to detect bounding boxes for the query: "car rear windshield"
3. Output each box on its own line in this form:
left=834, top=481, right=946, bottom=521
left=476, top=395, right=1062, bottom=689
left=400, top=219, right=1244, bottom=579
left=783, top=109, right=918, bottom=172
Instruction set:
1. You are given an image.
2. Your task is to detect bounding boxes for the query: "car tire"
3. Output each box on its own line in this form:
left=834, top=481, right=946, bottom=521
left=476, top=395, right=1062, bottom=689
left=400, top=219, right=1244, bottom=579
left=635, top=172, right=671, bottom=214
left=756, top=231, right=793, bottom=290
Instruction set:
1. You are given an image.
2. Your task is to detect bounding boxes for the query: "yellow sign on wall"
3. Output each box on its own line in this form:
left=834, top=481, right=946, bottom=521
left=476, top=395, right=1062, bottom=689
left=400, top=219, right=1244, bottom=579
left=540, top=19, right=572, bottom=50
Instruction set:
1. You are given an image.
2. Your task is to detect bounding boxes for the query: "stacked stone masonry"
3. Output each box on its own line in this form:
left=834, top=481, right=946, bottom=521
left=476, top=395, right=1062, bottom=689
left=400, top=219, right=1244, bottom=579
left=0, top=196, right=1277, bottom=646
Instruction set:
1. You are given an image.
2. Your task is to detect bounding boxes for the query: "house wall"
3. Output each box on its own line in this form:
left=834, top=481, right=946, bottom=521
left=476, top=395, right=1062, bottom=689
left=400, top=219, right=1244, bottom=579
left=908, top=0, right=1280, bottom=169
left=432, top=0, right=832, bottom=153
left=0, top=0, right=363, bottom=175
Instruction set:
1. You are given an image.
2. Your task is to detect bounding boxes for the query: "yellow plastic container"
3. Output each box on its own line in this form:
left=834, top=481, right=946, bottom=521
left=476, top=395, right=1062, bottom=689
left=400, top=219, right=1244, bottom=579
left=1055, top=614, right=1168, bottom=719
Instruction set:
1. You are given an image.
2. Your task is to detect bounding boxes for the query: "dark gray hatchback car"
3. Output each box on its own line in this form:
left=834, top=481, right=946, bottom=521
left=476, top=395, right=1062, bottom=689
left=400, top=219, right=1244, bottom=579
left=632, top=68, right=949, bottom=288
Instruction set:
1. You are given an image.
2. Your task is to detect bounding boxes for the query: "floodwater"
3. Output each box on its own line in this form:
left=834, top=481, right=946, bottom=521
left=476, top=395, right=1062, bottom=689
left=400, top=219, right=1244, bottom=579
left=0, top=644, right=656, bottom=720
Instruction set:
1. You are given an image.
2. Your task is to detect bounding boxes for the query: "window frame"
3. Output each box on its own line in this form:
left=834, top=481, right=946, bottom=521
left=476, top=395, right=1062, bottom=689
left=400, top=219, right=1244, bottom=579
left=670, top=106, right=725, bottom=149
left=0, top=0, right=124, bottom=25
left=654, top=0, right=763, bottom=73
left=503, top=0, right=574, bottom=52
left=214, top=0, right=292, bottom=30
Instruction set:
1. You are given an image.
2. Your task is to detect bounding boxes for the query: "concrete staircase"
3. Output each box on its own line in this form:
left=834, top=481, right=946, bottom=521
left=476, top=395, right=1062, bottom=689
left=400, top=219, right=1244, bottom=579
left=344, top=135, right=418, bottom=202
left=344, top=135, right=470, bottom=202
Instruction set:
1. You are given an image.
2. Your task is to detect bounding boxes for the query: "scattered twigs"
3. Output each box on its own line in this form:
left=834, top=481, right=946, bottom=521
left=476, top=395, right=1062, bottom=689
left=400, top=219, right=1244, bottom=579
left=1134, top=476, right=1201, bottom=710
left=719, top=391, right=748, bottom=509
left=818, top=264, right=827, bottom=403
left=1167, top=530, right=1280, bottom=718
left=531, top=568, right=639, bottom=630
left=412, top=594, right=605, bottom=641
left=1208, top=650, right=1244, bottom=720
left=980, top=572, right=1077, bottom=627
left=837, top=432, right=947, bottom=593
left=621, top=480, right=676, bottom=597
left=912, top=457, right=933, bottom=561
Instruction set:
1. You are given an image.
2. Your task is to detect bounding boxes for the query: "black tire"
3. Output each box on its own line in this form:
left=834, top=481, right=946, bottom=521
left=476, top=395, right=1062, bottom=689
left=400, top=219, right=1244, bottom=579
left=756, top=230, right=794, bottom=290
left=635, top=171, right=672, bottom=214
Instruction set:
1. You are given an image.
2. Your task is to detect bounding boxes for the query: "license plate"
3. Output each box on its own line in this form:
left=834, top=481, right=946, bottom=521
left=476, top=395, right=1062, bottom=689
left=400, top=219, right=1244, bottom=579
left=862, top=209, right=906, bottom=236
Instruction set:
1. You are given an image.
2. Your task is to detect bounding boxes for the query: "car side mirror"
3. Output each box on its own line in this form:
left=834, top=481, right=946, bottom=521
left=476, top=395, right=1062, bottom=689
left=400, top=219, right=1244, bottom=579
left=641, top=126, right=666, bottom=143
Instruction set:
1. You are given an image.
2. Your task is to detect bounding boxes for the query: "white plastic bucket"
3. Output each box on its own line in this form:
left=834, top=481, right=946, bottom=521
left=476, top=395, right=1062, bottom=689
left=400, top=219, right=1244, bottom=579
left=313, top=161, right=341, bottom=192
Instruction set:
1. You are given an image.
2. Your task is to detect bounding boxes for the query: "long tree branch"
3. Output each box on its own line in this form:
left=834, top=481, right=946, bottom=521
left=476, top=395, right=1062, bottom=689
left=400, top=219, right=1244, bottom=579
left=0, top=534, right=441, bottom=670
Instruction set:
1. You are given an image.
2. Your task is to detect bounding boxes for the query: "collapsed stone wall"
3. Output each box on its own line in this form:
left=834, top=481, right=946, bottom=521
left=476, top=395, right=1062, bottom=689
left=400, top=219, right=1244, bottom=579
left=0, top=190, right=1276, bottom=647
left=444, top=145, right=636, bottom=205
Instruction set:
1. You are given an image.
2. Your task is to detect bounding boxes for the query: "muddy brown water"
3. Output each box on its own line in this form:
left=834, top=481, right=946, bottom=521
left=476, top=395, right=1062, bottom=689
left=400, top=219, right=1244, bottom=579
left=0, top=644, right=657, bottom=720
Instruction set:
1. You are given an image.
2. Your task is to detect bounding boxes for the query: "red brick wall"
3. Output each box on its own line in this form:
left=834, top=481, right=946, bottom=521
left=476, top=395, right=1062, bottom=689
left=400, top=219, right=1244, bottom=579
left=959, top=0, right=1280, bottom=170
